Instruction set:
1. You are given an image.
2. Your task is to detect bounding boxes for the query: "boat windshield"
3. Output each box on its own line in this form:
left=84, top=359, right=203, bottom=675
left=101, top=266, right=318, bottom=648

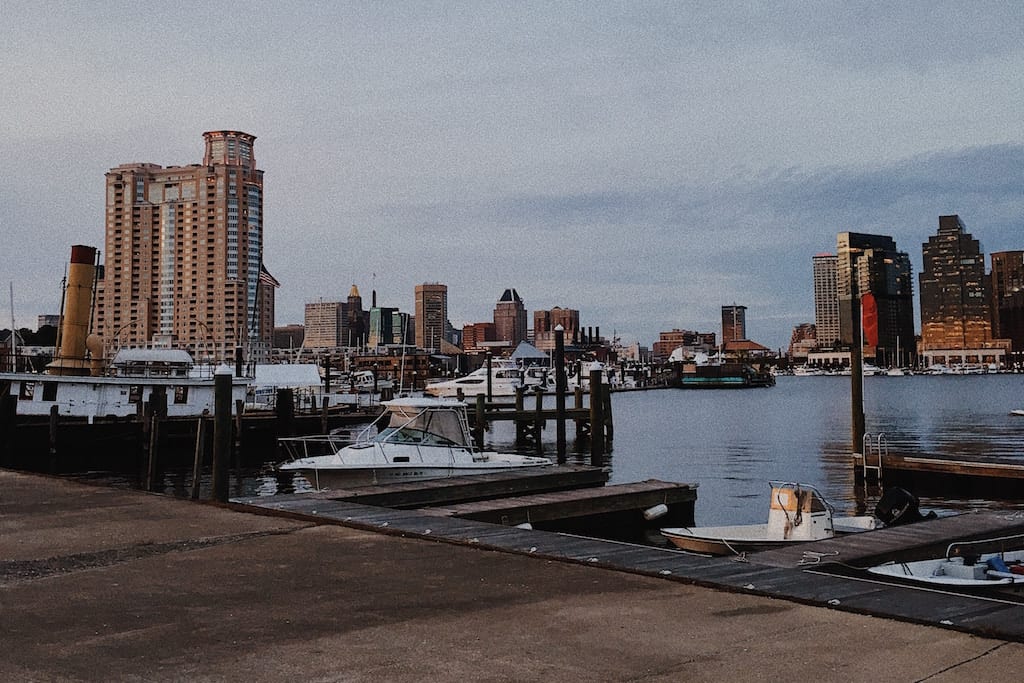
left=381, top=404, right=469, bottom=447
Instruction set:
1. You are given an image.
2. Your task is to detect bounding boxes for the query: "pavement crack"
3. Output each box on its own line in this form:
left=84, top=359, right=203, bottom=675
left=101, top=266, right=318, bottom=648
left=915, top=642, right=1012, bottom=682
left=0, top=526, right=310, bottom=585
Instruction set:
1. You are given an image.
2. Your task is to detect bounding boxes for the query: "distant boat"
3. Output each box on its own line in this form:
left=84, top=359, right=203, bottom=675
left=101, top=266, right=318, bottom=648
left=1011, top=409, right=1024, bottom=417
left=423, top=360, right=524, bottom=398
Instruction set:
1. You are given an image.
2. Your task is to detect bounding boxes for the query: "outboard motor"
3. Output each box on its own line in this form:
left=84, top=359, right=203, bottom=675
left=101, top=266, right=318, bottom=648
left=874, top=487, right=937, bottom=527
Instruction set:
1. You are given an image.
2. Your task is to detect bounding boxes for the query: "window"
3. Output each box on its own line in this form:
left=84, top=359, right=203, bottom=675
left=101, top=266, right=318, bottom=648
left=42, top=383, right=58, bottom=401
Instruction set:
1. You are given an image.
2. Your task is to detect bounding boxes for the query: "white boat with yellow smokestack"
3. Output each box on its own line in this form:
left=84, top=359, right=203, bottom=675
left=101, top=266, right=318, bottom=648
left=0, top=245, right=249, bottom=422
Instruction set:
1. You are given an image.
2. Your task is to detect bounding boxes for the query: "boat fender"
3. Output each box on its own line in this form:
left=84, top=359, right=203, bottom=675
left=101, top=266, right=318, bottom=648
left=643, top=504, right=668, bottom=521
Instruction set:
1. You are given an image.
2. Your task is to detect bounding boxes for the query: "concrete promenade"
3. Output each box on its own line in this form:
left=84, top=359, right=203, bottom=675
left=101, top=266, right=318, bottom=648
left=2, top=469, right=1023, bottom=682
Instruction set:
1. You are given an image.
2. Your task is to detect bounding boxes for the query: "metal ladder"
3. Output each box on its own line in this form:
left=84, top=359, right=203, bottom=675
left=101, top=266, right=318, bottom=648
left=861, top=432, right=887, bottom=482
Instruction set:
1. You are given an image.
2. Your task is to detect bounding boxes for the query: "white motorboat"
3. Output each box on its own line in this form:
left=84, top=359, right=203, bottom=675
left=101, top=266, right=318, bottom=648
left=660, top=482, right=878, bottom=556
left=278, top=396, right=552, bottom=488
left=1011, top=409, right=1024, bottom=417
left=868, top=542, right=1024, bottom=589
left=423, top=361, right=524, bottom=398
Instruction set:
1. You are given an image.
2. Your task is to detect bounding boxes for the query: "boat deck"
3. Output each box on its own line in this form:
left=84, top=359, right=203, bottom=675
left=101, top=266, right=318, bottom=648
left=235, top=475, right=1024, bottom=642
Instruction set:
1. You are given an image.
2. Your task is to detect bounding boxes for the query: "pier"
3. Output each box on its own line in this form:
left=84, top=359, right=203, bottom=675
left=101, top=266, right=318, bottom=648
left=4, top=468, right=1024, bottom=681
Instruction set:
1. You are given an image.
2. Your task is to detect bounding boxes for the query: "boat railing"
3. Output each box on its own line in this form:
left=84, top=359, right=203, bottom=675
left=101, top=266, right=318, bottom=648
left=946, top=532, right=1024, bottom=560
left=279, top=433, right=358, bottom=460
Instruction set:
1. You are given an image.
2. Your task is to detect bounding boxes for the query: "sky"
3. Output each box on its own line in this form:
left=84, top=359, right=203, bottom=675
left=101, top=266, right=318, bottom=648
left=2, top=2, right=1022, bottom=351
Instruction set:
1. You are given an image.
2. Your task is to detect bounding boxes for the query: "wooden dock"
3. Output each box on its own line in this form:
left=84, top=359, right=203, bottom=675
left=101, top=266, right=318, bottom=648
left=237, top=465, right=696, bottom=542
left=853, top=450, right=1024, bottom=495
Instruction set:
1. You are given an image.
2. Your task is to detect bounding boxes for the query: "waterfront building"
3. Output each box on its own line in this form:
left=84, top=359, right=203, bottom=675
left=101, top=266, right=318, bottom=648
left=990, top=250, right=1024, bottom=354
left=94, top=131, right=269, bottom=361
left=653, top=329, right=716, bottom=362
left=789, top=323, right=817, bottom=360
left=721, top=304, right=747, bottom=343
left=345, top=285, right=368, bottom=348
left=919, top=215, right=1009, bottom=367
left=273, top=324, right=304, bottom=350
left=258, top=267, right=279, bottom=354
left=415, top=283, right=448, bottom=351
left=462, top=322, right=496, bottom=353
left=812, top=253, right=839, bottom=348
left=493, top=288, right=527, bottom=347
left=836, top=232, right=915, bottom=366
left=533, top=306, right=580, bottom=351
left=37, top=315, right=61, bottom=330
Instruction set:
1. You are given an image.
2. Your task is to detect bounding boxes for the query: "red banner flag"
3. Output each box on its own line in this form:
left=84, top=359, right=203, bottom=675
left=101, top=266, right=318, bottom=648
left=861, top=292, right=878, bottom=347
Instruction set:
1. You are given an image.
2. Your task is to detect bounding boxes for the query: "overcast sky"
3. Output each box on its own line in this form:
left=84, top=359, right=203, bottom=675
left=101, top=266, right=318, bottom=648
left=2, top=2, right=1022, bottom=350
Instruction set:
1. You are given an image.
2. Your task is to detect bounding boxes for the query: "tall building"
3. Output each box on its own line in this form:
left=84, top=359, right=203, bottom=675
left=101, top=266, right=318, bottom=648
left=837, top=232, right=915, bottom=365
left=303, top=301, right=344, bottom=349
left=414, top=283, right=447, bottom=350
left=345, top=285, right=367, bottom=347
left=812, top=253, right=839, bottom=348
left=721, top=304, right=747, bottom=343
left=990, top=251, right=1024, bottom=354
left=919, top=215, right=1008, bottom=366
left=94, top=131, right=267, bottom=360
left=493, top=288, right=527, bottom=347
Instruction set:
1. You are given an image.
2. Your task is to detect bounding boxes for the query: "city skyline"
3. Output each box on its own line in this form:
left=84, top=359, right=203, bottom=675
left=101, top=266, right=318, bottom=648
left=3, top=4, right=1023, bottom=351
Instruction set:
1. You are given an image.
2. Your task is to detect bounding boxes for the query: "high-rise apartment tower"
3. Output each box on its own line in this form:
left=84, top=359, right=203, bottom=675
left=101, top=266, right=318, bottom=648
left=94, top=131, right=268, bottom=361
left=812, top=253, right=839, bottom=348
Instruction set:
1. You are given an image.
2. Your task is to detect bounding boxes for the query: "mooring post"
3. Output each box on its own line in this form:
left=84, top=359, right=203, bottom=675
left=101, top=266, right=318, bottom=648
left=48, top=404, right=59, bottom=472
left=574, top=386, right=585, bottom=441
left=486, top=352, right=493, bottom=402
left=320, top=396, right=329, bottom=434
left=212, top=365, right=233, bottom=503
left=146, top=386, right=167, bottom=492
left=276, top=388, right=295, bottom=438
left=603, top=382, right=613, bottom=442
left=0, top=392, right=15, bottom=466
left=534, top=388, right=544, bottom=455
left=474, top=393, right=486, bottom=450
left=589, top=369, right=604, bottom=466
left=850, top=283, right=865, bottom=456
left=554, top=325, right=567, bottom=463
left=514, top=386, right=525, bottom=448
left=191, top=411, right=208, bottom=500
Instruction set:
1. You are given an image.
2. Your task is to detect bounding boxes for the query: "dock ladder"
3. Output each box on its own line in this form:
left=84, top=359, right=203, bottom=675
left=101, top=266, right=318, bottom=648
left=861, top=432, right=887, bottom=483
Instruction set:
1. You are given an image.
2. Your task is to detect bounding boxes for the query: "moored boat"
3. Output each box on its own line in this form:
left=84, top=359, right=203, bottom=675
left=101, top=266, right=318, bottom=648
left=278, top=396, right=552, bottom=488
left=867, top=539, right=1024, bottom=589
left=660, top=482, right=877, bottom=555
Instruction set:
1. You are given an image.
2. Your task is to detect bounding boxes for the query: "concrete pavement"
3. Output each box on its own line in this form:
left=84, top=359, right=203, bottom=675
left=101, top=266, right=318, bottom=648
left=2, top=469, right=1023, bottom=682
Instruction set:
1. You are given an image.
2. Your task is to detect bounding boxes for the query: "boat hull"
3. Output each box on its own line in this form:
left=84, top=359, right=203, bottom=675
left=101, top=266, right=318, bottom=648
left=288, top=460, right=550, bottom=490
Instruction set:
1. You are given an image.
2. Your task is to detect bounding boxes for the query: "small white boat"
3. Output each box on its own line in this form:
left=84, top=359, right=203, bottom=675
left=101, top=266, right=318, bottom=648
left=1010, top=409, right=1024, bottom=417
left=868, top=543, right=1024, bottom=588
left=660, top=482, right=878, bottom=556
left=278, top=396, right=552, bottom=489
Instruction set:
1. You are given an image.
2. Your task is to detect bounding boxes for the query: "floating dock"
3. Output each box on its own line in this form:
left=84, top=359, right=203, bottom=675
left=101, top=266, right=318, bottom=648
left=853, top=450, right=1024, bottom=496
left=240, top=466, right=697, bottom=542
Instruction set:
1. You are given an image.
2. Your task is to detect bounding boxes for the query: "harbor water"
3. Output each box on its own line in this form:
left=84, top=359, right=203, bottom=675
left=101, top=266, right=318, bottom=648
left=73, top=374, right=1024, bottom=526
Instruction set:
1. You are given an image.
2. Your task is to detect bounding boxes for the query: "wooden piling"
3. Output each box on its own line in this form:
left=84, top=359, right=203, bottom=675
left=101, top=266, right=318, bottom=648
left=486, top=353, right=493, bottom=402
left=589, top=370, right=604, bottom=466
left=850, top=287, right=865, bottom=456
left=514, top=386, right=526, bottom=448
left=146, top=386, right=167, bottom=492
left=0, top=392, right=15, bottom=465
left=276, top=388, right=295, bottom=438
left=48, top=404, right=59, bottom=464
left=212, top=367, right=233, bottom=502
left=534, top=389, right=544, bottom=455
left=602, top=383, right=613, bottom=442
left=320, top=396, right=329, bottom=434
left=574, top=386, right=585, bottom=441
left=190, top=411, right=208, bottom=500
left=474, top=393, right=486, bottom=450
left=554, top=326, right=567, bottom=463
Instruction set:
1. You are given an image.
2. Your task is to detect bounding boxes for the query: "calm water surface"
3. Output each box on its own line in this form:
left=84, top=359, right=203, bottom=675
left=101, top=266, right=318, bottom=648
left=123, top=375, right=1024, bottom=526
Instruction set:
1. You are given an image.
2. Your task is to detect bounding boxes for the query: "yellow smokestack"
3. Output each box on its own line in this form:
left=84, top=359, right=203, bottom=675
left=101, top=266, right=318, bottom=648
left=48, top=245, right=97, bottom=376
